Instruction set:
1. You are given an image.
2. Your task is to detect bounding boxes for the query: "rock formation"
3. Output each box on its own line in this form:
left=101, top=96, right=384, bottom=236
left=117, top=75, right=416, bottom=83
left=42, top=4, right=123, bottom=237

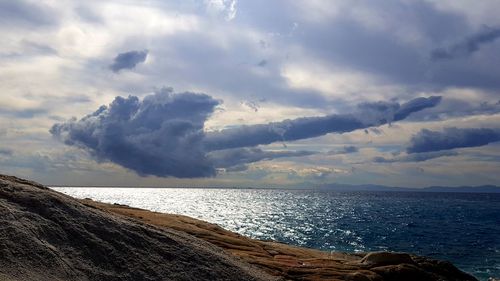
left=0, top=175, right=273, bottom=281
left=0, top=174, right=478, bottom=281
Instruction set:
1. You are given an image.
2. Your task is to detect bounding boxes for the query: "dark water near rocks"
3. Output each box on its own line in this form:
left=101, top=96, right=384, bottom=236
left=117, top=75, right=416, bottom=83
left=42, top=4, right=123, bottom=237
left=54, top=187, right=500, bottom=280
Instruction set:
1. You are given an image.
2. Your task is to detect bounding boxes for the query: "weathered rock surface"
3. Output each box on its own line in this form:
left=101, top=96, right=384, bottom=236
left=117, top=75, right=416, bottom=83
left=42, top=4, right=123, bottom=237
left=0, top=174, right=479, bottom=281
left=0, top=175, right=274, bottom=281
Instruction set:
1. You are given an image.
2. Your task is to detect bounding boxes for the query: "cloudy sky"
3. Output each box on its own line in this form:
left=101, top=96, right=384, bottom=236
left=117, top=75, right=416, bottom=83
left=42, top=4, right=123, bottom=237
left=1, top=0, right=500, bottom=187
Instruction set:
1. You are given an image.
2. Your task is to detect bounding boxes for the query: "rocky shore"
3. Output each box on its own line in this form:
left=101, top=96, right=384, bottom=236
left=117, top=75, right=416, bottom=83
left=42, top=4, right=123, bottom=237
left=0, top=174, right=478, bottom=281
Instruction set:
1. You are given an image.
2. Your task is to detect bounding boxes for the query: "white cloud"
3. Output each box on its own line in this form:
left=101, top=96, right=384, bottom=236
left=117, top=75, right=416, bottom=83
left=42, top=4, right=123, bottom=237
left=281, top=62, right=400, bottom=103
left=204, top=0, right=237, bottom=21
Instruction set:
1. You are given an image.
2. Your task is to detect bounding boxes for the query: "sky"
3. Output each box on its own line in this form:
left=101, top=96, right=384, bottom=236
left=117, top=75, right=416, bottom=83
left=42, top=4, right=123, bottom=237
left=1, top=0, right=500, bottom=188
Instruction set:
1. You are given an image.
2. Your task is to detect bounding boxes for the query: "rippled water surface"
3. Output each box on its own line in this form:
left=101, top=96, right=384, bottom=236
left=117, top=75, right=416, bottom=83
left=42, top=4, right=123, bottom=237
left=53, top=187, right=500, bottom=280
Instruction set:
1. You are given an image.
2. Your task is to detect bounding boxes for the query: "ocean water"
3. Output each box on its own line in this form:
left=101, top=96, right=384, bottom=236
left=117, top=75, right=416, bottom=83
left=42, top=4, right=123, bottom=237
left=53, top=187, right=500, bottom=280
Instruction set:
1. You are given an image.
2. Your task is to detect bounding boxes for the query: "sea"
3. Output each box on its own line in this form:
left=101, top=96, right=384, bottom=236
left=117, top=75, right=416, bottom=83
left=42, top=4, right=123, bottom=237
left=52, top=187, right=500, bottom=281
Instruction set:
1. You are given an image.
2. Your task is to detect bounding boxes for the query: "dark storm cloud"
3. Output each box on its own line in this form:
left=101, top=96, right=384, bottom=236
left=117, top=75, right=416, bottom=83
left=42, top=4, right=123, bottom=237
left=204, top=115, right=362, bottom=151
left=51, top=90, right=440, bottom=178
left=393, top=96, right=443, bottom=121
left=205, top=96, right=442, bottom=151
left=110, top=50, right=148, bottom=73
left=0, top=108, right=48, bottom=119
left=431, top=26, right=500, bottom=60
left=373, top=151, right=458, bottom=163
left=327, top=146, right=358, bottom=155
left=209, top=148, right=315, bottom=169
left=407, top=127, right=500, bottom=153
left=354, top=96, right=442, bottom=125
left=51, top=89, right=220, bottom=178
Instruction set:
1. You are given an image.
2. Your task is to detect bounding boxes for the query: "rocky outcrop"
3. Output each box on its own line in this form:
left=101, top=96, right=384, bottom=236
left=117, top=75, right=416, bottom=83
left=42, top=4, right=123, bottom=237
left=0, top=174, right=478, bottom=281
left=0, top=175, right=273, bottom=281
left=359, top=252, right=415, bottom=266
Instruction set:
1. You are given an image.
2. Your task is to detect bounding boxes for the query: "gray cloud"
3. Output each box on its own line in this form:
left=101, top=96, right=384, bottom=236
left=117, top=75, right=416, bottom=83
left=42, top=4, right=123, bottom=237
left=373, top=151, right=458, bottom=163
left=51, top=89, right=220, bottom=178
left=257, top=59, right=267, bottom=67
left=0, top=108, right=48, bottom=119
left=205, top=96, right=441, bottom=151
left=328, top=146, right=358, bottom=155
left=244, top=1, right=500, bottom=92
left=63, top=95, right=92, bottom=104
left=241, top=100, right=261, bottom=112
left=0, top=1, right=58, bottom=27
left=20, top=40, right=58, bottom=55
left=209, top=147, right=315, bottom=170
left=110, top=50, right=148, bottom=73
left=431, top=26, right=500, bottom=61
left=407, top=127, right=500, bottom=153
left=204, top=115, right=363, bottom=151
left=406, top=98, right=500, bottom=121
left=223, top=164, right=250, bottom=173
left=292, top=1, right=468, bottom=87
left=0, top=148, right=13, bottom=157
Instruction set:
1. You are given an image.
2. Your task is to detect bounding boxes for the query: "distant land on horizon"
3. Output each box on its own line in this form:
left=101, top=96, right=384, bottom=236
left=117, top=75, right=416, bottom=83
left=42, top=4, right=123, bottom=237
left=50, top=183, right=500, bottom=193
left=316, top=183, right=500, bottom=193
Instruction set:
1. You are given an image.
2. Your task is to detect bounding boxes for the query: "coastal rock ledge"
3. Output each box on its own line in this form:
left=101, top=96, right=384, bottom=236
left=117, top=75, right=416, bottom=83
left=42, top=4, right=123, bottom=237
left=0, top=174, right=477, bottom=281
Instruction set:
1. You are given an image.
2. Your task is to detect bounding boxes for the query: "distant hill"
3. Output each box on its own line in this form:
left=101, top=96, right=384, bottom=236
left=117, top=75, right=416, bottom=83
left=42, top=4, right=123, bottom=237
left=316, top=183, right=500, bottom=193
left=420, top=185, right=500, bottom=193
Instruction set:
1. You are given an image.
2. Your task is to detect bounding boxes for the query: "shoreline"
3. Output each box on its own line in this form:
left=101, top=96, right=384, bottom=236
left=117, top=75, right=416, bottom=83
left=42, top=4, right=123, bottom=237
left=80, top=195, right=481, bottom=280
left=80, top=198, right=367, bottom=277
left=1, top=174, right=479, bottom=281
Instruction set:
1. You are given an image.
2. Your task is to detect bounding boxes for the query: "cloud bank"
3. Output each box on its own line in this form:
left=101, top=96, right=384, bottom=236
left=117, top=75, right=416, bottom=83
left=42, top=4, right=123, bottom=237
left=51, top=90, right=441, bottom=178
left=110, top=50, right=148, bottom=73
left=204, top=96, right=441, bottom=151
left=407, top=127, right=500, bottom=153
